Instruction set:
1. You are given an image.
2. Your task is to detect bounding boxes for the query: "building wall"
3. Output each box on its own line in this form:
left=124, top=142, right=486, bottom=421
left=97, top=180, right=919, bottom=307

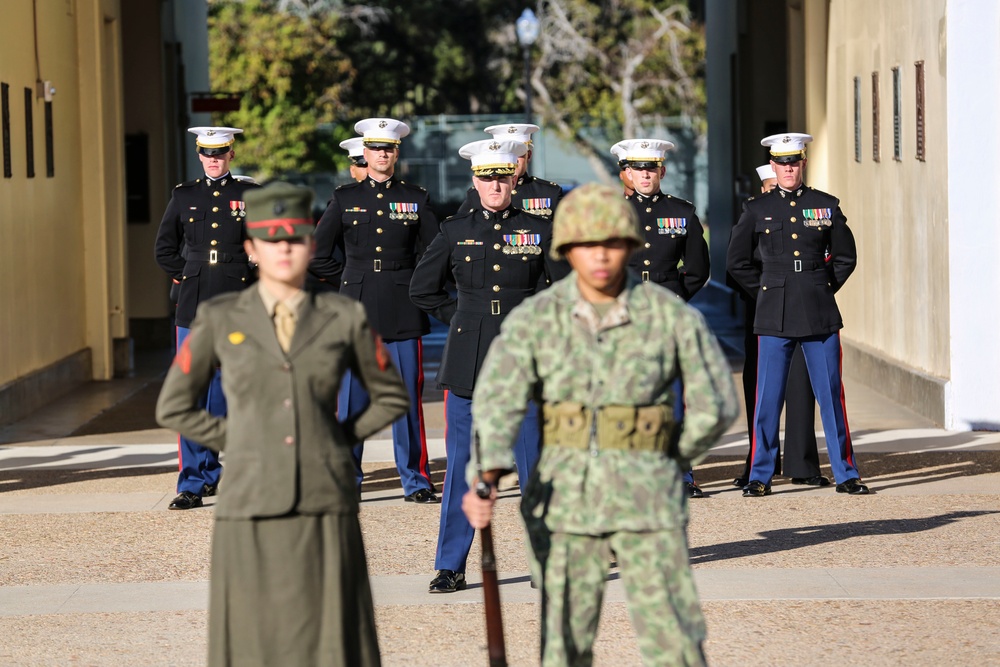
left=822, top=0, right=950, bottom=379
left=945, top=0, right=1000, bottom=430
left=0, top=0, right=125, bottom=387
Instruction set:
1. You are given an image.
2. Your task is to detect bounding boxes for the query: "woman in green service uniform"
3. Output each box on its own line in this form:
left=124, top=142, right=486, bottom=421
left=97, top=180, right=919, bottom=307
left=156, top=181, right=409, bottom=667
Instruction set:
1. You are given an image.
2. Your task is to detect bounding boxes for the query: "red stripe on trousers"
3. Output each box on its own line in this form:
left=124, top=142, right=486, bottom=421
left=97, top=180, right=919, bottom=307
left=748, top=335, right=761, bottom=479
left=415, top=339, right=432, bottom=484
left=175, top=327, right=182, bottom=472
left=837, top=333, right=857, bottom=471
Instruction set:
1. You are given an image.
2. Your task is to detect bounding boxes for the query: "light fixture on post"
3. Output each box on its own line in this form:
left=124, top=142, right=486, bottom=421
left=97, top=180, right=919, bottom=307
left=515, top=8, right=540, bottom=124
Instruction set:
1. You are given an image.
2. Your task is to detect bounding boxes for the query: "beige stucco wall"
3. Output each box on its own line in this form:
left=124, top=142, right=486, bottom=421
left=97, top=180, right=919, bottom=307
left=820, top=0, right=950, bottom=379
left=0, top=0, right=126, bottom=385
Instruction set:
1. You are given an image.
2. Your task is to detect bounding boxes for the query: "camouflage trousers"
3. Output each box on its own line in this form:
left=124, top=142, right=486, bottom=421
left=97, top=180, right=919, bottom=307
left=531, top=528, right=706, bottom=667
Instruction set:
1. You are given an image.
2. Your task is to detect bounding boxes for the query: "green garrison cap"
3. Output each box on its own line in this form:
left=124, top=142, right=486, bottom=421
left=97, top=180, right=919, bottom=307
left=550, top=183, right=642, bottom=259
left=244, top=181, right=315, bottom=240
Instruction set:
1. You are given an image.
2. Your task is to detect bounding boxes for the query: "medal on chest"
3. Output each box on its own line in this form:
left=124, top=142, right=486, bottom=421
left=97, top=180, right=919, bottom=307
left=389, top=202, right=419, bottom=221
left=502, top=230, right=542, bottom=255
left=802, top=208, right=833, bottom=228
left=521, top=198, right=552, bottom=216
left=656, top=217, right=687, bottom=236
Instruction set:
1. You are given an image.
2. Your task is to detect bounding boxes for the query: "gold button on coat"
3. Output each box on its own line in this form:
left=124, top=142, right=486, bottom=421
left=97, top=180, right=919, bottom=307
left=377, top=210, right=384, bottom=216
left=212, top=223, right=219, bottom=229
left=376, top=228, right=383, bottom=234
left=493, top=243, right=501, bottom=250
left=493, top=264, right=500, bottom=271
left=790, top=216, right=797, bottom=222
left=375, top=246, right=382, bottom=252
left=211, top=240, right=218, bottom=246
left=643, top=260, right=650, bottom=266
left=492, top=285, right=500, bottom=292
left=792, top=233, right=798, bottom=239
left=494, top=223, right=501, bottom=230
left=213, top=191, right=220, bottom=197
left=644, top=242, right=651, bottom=248
left=794, top=250, right=800, bottom=256
left=465, top=256, right=471, bottom=262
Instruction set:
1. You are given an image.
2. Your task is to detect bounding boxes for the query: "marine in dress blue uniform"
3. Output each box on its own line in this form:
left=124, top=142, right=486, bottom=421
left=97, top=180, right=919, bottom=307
left=618, top=138, right=711, bottom=497
left=456, top=124, right=563, bottom=218
left=727, top=132, right=869, bottom=496
left=340, top=136, right=369, bottom=184
left=610, top=140, right=636, bottom=197
left=410, top=139, right=563, bottom=593
left=731, top=164, right=826, bottom=488
left=309, top=118, right=440, bottom=502
left=154, top=126, right=259, bottom=510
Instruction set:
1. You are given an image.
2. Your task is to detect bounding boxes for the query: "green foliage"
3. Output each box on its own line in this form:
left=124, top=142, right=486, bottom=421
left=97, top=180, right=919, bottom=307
left=205, top=0, right=707, bottom=175
left=533, top=0, right=707, bottom=139
left=208, top=0, right=356, bottom=177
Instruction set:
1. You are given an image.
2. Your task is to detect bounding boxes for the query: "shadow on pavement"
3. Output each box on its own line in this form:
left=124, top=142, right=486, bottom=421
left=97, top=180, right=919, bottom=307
left=689, top=510, right=1000, bottom=565
left=0, top=466, right=177, bottom=492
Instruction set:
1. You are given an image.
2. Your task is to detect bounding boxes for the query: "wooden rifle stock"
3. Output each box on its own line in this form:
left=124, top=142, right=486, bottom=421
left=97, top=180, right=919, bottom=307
left=475, top=434, right=507, bottom=667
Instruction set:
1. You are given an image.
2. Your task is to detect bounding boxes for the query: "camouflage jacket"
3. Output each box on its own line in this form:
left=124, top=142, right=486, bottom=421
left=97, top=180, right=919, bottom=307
left=470, top=272, right=738, bottom=534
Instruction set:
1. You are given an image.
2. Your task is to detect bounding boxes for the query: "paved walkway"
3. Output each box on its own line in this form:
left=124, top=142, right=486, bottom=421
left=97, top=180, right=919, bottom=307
left=1, top=373, right=999, bottom=665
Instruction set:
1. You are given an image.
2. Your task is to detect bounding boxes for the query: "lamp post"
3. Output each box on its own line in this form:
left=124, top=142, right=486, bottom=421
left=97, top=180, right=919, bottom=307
left=515, top=8, right=540, bottom=124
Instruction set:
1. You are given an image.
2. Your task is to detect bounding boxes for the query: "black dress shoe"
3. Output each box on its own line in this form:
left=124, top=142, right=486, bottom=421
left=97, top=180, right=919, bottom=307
left=732, top=477, right=749, bottom=487
left=791, top=475, right=831, bottom=487
left=686, top=482, right=705, bottom=498
left=835, top=478, right=870, bottom=495
left=201, top=484, right=218, bottom=497
left=405, top=488, right=439, bottom=504
left=168, top=491, right=203, bottom=510
left=742, top=481, right=772, bottom=497
left=429, top=570, right=466, bottom=593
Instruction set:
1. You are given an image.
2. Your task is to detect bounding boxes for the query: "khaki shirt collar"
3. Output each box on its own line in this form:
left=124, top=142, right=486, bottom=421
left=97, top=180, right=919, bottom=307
left=257, top=283, right=307, bottom=318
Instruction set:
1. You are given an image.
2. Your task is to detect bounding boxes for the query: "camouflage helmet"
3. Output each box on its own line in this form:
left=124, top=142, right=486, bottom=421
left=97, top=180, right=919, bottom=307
left=550, top=183, right=642, bottom=259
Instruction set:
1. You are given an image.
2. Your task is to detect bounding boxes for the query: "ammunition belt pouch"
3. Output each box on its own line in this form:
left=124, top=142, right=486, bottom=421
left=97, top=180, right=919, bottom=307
left=541, top=401, right=676, bottom=452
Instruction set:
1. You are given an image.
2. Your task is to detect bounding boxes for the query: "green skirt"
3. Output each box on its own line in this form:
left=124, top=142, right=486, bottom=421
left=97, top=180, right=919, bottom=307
left=208, top=512, right=380, bottom=667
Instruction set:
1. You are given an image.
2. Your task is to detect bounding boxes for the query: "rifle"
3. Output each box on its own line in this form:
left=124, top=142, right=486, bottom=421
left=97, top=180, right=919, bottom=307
left=474, top=433, right=507, bottom=667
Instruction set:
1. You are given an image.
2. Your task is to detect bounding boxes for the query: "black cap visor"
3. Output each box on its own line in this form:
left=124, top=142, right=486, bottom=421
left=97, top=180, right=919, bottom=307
left=199, top=145, right=233, bottom=157
left=625, top=159, right=662, bottom=170
left=770, top=152, right=804, bottom=164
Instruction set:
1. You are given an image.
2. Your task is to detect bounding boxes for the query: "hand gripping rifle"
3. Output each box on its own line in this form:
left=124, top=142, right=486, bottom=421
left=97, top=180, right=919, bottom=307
left=474, top=432, right=507, bottom=667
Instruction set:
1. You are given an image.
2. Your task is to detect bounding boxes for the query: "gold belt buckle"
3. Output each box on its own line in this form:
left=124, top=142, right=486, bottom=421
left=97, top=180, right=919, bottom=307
left=209, top=249, right=218, bottom=264
left=373, top=259, right=382, bottom=272
left=641, top=270, right=649, bottom=282
left=491, top=300, right=501, bottom=315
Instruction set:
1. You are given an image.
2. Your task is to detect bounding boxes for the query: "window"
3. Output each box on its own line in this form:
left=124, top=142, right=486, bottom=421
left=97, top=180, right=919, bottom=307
left=44, top=101, right=54, bottom=177
left=871, top=72, right=880, bottom=163
left=892, top=67, right=902, bottom=161
left=1, top=83, right=10, bottom=178
left=853, top=76, right=862, bottom=162
left=915, top=61, right=925, bottom=161
left=24, top=87, right=34, bottom=178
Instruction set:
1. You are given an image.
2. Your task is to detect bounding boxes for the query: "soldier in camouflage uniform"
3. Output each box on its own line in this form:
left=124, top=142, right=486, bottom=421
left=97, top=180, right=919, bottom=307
left=462, top=184, right=739, bottom=666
